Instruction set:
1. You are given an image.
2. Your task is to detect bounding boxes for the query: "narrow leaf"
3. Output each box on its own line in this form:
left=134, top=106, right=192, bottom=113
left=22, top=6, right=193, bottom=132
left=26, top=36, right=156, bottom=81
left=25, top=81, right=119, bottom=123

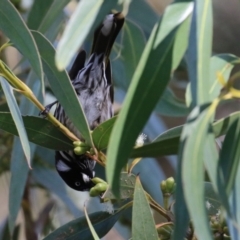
left=132, top=176, right=158, bottom=240
left=186, top=0, right=213, bottom=106
left=180, top=104, right=216, bottom=240
left=0, top=113, right=72, bottom=150
left=130, top=111, right=240, bottom=158
left=55, top=0, right=118, bottom=70
left=0, top=78, right=31, bottom=164
left=102, top=172, right=136, bottom=200
left=31, top=30, right=93, bottom=146
left=107, top=1, right=192, bottom=196
left=92, top=116, right=117, bottom=150
left=0, top=0, right=43, bottom=84
left=44, top=210, right=123, bottom=240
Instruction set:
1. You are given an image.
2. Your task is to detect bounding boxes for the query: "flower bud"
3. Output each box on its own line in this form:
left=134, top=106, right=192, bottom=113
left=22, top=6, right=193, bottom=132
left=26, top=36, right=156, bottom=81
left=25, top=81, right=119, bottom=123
left=95, top=182, right=107, bottom=192
left=92, top=177, right=107, bottom=185
left=74, top=146, right=87, bottom=155
left=166, top=177, right=175, bottom=193
left=89, top=187, right=99, bottom=197
left=160, top=180, right=167, bottom=194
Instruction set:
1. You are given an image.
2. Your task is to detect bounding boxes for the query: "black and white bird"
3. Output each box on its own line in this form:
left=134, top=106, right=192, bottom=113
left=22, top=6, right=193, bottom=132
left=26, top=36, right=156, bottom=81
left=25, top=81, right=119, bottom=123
left=44, top=13, right=124, bottom=191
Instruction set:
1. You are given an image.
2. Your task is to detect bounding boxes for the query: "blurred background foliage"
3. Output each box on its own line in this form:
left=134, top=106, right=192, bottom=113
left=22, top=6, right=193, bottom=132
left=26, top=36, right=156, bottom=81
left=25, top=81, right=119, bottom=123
left=0, top=0, right=240, bottom=239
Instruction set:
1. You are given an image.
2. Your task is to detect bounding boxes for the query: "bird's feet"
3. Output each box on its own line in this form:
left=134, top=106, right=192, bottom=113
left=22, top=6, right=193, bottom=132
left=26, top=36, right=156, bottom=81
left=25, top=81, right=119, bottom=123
left=39, top=100, right=58, bottom=118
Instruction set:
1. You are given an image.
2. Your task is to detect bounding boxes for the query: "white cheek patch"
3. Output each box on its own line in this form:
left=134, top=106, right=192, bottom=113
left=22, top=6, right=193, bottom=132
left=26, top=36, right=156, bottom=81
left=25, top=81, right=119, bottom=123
left=92, top=171, right=95, bottom=177
left=82, top=173, right=90, bottom=183
left=56, top=160, right=71, bottom=172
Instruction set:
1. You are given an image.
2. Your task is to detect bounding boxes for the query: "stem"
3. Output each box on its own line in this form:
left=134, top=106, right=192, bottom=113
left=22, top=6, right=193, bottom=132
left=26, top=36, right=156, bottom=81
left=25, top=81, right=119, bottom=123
left=0, top=60, right=80, bottom=142
left=163, top=194, right=169, bottom=210
left=146, top=192, right=172, bottom=221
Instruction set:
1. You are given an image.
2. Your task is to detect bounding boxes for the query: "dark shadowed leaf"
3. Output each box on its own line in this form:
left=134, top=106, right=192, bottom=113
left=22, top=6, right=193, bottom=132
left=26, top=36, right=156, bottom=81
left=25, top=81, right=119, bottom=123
left=0, top=112, right=72, bottom=150
left=43, top=210, right=124, bottom=240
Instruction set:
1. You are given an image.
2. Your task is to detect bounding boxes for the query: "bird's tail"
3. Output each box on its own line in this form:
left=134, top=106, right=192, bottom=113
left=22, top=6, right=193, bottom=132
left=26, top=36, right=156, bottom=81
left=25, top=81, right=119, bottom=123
left=91, top=12, right=125, bottom=61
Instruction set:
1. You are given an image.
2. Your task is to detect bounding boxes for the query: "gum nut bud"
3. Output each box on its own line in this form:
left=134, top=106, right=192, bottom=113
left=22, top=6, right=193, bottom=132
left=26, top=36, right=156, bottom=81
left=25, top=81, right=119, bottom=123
left=95, top=182, right=107, bottom=192
left=166, top=177, right=175, bottom=193
left=73, top=141, right=81, bottom=147
left=160, top=181, right=167, bottom=193
left=74, top=146, right=86, bottom=155
left=92, top=177, right=107, bottom=185
left=89, top=187, right=99, bottom=197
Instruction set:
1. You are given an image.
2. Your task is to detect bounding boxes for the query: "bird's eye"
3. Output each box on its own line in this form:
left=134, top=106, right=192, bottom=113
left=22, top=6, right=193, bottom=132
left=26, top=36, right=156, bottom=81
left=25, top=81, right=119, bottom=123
left=75, top=181, right=81, bottom=186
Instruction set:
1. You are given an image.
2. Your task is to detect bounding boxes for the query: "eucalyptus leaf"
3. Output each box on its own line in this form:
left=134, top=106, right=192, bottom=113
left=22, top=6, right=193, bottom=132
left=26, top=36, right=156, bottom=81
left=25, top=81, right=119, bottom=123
left=132, top=177, right=158, bottom=240
left=31, top=30, right=93, bottom=146
left=102, top=172, right=136, bottom=200
left=0, top=112, right=72, bottom=150
left=186, top=0, right=213, bottom=106
left=107, top=1, right=193, bottom=197
left=0, top=0, right=43, bottom=84
left=44, top=210, right=124, bottom=240
left=180, top=104, right=215, bottom=240
left=55, top=0, right=118, bottom=70
left=92, top=116, right=117, bottom=150
left=0, top=78, right=31, bottom=164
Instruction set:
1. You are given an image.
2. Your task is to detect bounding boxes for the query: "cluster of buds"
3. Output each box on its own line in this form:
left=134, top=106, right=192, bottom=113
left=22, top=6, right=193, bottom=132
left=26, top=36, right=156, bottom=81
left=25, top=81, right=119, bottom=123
left=73, top=141, right=91, bottom=155
left=160, top=177, right=176, bottom=196
left=90, top=177, right=108, bottom=197
left=210, top=216, right=230, bottom=240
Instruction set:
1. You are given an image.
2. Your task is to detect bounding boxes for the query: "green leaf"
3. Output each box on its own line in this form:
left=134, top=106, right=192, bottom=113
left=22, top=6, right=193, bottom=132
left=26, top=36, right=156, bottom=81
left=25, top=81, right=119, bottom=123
left=92, top=116, right=117, bottom=150
left=0, top=0, right=43, bottom=84
left=180, top=104, right=216, bottom=240
left=102, top=172, right=136, bottom=200
left=117, top=19, right=146, bottom=88
left=27, top=0, right=55, bottom=30
left=132, top=177, right=158, bottom=240
left=27, top=0, right=70, bottom=34
left=55, top=0, right=118, bottom=70
left=8, top=72, right=42, bottom=235
left=217, top=117, right=240, bottom=216
left=43, top=210, right=123, bottom=240
left=172, top=14, right=191, bottom=70
left=186, top=0, right=213, bottom=106
left=106, top=1, right=193, bottom=197
left=130, top=111, right=240, bottom=158
left=8, top=138, right=30, bottom=234
left=0, top=112, right=72, bottom=150
left=0, top=78, right=31, bottom=164
left=31, top=30, right=93, bottom=146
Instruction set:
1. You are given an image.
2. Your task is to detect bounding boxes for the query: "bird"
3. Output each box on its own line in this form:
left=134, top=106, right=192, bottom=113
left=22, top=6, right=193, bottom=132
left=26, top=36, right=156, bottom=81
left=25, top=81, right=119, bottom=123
left=42, top=13, right=124, bottom=191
